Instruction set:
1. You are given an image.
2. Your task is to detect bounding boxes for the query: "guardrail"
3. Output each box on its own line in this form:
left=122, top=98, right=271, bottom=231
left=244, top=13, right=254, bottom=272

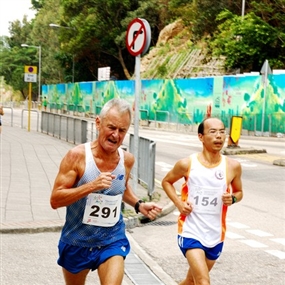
left=41, top=112, right=88, bottom=144
left=129, top=134, right=156, bottom=198
left=155, top=110, right=170, bottom=128
left=21, top=109, right=40, bottom=132
left=2, top=107, right=13, bottom=126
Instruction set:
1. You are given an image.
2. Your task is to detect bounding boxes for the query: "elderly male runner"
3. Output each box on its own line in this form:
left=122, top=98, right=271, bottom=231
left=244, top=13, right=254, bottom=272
left=50, top=98, right=162, bottom=285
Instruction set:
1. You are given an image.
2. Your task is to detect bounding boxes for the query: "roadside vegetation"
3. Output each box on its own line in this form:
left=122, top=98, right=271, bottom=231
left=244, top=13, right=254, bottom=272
left=0, top=0, right=284, bottom=100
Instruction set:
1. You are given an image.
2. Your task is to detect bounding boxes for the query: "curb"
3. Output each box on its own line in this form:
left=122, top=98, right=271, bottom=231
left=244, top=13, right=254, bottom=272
left=273, top=159, right=285, bottom=167
left=0, top=202, right=176, bottom=234
left=222, top=147, right=267, bottom=155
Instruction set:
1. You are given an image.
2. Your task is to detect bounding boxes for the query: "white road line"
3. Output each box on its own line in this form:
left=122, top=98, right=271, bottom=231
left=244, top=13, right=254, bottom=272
left=265, top=250, right=285, bottom=259
left=234, top=158, right=257, bottom=167
left=149, top=137, right=199, bottom=147
left=240, top=163, right=257, bottom=167
left=156, top=162, right=173, bottom=167
left=235, top=159, right=248, bottom=162
left=226, top=231, right=245, bottom=239
left=161, top=167, right=172, bottom=172
left=271, top=238, right=285, bottom=246
left=156, top=161, right=173, bottom=172
left=239, top=240, right=268, bottom=248
left=227, top=222, right=250, bottom=229
left=246, top=229, right=274, bottom=237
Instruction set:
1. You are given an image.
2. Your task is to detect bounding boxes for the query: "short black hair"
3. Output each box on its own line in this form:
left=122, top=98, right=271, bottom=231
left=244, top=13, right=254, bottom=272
left=198, top=118, right=208, bottom=135
left=198, top=118, right=224, bottom=135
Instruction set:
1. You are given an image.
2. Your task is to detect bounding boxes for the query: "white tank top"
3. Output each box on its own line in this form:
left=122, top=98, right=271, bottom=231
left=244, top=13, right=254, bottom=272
left=178, top=153, right=229, bottom=247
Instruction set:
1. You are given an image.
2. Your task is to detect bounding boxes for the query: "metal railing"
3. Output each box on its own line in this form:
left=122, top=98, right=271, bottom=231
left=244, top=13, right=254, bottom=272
left=41, top=112, right=88, bottom=144
left=2, top=107, right=13, bottom=126
left=21, top=109, right=40, bottom=132
left=154, top=110, right=170, bottom=128
left=2, top=103, right=285, bottom=137
left=129, top=134, right=156, bottom=198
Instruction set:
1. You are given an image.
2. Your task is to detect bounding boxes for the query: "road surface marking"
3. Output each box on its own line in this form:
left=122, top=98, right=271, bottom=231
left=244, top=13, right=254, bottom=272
left=156, top=161, right=173, bottom=172
left=246, top=229, right=274, bottom=237
left=240, top=240, right=268, bottom=248
left=234, top=158, right=257, bottom=167
left=265, top=250, right=285, bottom=259
left=227, top=222, right=250, bottom=229
left=271, top=238, right=285, bottom=246
left=226, top=231, right=245, bottom=239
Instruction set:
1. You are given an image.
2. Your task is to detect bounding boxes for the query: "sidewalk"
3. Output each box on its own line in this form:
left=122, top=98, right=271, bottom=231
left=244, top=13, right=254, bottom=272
left=0, top=125, right=176, bottom=285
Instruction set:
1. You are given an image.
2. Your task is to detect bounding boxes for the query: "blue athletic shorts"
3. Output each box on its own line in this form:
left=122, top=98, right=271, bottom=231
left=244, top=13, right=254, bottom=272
left=178, top=235, right=224, bottom=260
left=57, top=238, right=130, bottom=274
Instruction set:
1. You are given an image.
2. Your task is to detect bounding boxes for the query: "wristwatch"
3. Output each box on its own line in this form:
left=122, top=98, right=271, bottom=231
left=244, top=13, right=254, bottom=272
left=134, top=200, right=145, bottom=214
left=232, top=195, right=237, bottom=204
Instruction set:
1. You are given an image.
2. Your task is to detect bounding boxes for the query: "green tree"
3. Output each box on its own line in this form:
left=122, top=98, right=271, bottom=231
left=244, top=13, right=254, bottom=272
left=209, top=10, right=285, bottom=72
left=0, top=16, right=39, bottom=100
left=168, top=0, right=241, bottom=41
left=56, top=0, right=170, bottom=80
left=31, top=0, right=66, bottom=84
left=0, top=0, right=65, bottom=99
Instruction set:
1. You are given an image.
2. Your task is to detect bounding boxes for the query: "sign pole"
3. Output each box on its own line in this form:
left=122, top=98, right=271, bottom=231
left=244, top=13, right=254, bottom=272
left=261, top=60, right=268, bottom=136
left=133, top=55, right=141, bottom=193
left=28, top=82, right=32, bottom=132
left=260, top=59, right=272, bottom=136
left=23, top=65, right=37, bottom=131
left=125, top=18, right=151, bottom=193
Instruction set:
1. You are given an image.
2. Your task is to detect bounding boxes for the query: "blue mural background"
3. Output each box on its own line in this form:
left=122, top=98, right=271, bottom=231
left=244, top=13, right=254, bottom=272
left=42, top=74, right=285, bottom=133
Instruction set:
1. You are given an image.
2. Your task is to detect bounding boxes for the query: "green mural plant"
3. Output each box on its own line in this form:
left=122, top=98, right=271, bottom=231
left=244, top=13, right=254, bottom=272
left=42, top=73, right=285, bottom=135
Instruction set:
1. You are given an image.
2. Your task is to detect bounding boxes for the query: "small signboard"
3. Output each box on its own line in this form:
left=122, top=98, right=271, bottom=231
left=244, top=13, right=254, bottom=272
left=24, top=66, right=37, bottom=74
left=229, top=116, right=243, bottom=145
left=24, top=73, right=37, bottom=82
left=98, top=67, right=111, bottom=81
left=24, top=66, right=37, bottom=83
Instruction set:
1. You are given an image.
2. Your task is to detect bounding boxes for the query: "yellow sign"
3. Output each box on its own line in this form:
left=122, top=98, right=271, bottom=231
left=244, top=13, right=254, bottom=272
left=24, top=66, right=37, bottom=74
left=230, top=116, right=243, bottom=144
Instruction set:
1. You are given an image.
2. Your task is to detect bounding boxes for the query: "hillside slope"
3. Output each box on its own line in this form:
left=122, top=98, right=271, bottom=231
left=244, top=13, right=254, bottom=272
left=140, top=20, right=232, bottom=79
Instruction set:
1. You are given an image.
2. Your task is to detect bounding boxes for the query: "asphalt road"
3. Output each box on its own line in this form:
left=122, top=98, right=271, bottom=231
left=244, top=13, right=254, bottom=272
left=2, top=107, right=285, bottom=285
left=125, top=126, right=285, bottom=284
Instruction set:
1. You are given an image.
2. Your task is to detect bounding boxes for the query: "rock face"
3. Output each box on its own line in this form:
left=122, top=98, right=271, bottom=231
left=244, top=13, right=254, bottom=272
left=140, top=20, right=228, bottom=79
left=157, top=20, right=185, bottom=45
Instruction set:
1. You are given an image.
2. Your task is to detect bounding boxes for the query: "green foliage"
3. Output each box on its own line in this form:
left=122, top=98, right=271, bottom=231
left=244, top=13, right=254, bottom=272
left=31, top=0, right=45, bottom=10
left=169, top=0, right=240, bottom=41
left=2, top=0, right=285, bottom=96
left=157, top=64, right=168, bottom=77
left=57, top=0, right=172, bottom=80
left=209, top=11, right=285, bottom=71
left=0, top=46, right=36, bottom=100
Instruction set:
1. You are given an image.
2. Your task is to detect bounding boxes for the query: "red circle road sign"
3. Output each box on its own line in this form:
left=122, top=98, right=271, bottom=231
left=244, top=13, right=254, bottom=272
left=126, top=18, right=148, bottom=56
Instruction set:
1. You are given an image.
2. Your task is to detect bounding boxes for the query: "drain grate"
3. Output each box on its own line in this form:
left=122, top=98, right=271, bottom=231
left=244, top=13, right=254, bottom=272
left=146, top=220, right=177, bottom=226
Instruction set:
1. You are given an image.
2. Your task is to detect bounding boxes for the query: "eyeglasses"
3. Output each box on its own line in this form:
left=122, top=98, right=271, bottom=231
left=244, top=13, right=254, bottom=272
left=205, top=129, right=227, bottom=136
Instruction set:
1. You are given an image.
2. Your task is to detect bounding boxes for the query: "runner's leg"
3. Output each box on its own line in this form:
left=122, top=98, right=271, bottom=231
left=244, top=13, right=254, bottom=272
left=62, top=268, right=89, bottom=285
left=180, top=248, right=216, bottom=285
left=97, top=255, right=125, bottom=285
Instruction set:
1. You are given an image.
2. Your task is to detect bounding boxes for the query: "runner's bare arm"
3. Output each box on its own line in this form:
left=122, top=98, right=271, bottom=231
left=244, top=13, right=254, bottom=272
left=222, top=158, right=243, bottom=206
left=50, top=146, right=115, bottom=209
left=162, top=157, right=193, bottom=215
left=122, top=151, right=162, bottom=219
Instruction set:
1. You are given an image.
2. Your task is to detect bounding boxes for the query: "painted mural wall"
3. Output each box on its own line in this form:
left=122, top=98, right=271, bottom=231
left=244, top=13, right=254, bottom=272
left=42, top=74, right=285, bottom=134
